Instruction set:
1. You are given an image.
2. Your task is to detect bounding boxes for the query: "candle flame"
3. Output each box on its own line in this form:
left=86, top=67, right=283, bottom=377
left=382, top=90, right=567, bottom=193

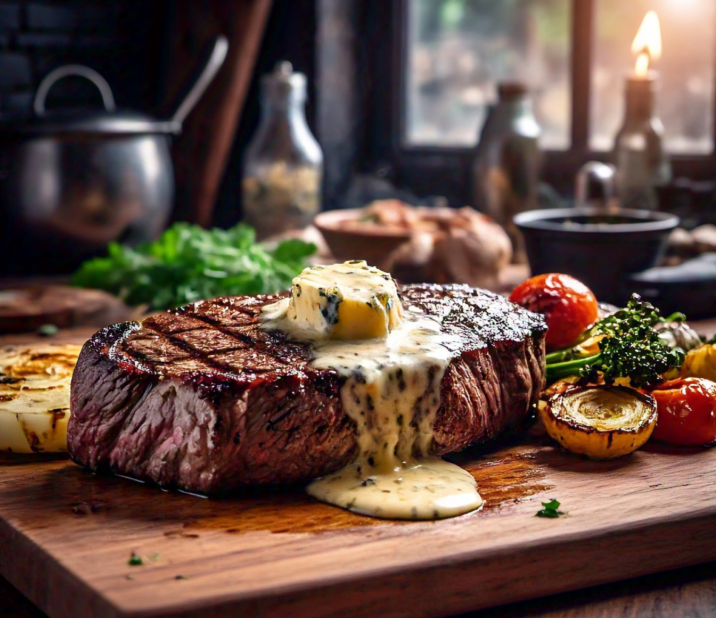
left=635, top=52, right=650, bottom=78
left=632, top=11, right=662, bottom=75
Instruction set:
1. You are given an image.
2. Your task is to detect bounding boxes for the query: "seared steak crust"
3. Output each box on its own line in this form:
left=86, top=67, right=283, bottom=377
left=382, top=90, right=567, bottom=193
left=68, top=285, right=546, bottom=495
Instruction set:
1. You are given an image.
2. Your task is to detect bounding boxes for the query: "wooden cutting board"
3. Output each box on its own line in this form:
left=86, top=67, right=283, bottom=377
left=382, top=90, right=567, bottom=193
left=0, top=333, right=715, bottom=618
left=0, top=285, right=133, bottom=334
left=1, top=431, right=715, bottom=618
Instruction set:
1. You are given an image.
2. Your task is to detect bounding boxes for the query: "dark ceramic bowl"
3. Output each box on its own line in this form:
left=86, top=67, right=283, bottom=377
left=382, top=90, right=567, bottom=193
left=514, top=208, right=680, bottom=304
left=629, top=254, right=716, bottom=319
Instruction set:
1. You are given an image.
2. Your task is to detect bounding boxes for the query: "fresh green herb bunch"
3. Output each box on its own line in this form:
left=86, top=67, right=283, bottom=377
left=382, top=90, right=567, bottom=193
left=546, top=294, right=685, bottom=388
left=71, top=223, right=316, bottom=311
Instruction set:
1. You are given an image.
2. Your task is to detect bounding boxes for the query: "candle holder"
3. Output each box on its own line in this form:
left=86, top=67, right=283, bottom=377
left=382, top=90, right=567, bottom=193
left=613, top=72, right=671, bottom=210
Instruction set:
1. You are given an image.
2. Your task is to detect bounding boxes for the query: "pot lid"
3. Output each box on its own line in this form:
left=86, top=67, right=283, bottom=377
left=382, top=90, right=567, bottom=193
left=0, top=108, right=181, bottom=136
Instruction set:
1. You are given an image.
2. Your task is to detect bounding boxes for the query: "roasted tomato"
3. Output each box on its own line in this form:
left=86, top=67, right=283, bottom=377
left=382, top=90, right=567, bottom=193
left=509, top=273, right=598, bottom=351
left=650, top=377, right=716, bottom=446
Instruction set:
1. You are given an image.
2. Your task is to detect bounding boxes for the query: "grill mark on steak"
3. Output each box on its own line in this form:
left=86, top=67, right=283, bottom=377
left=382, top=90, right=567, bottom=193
left=129, top=309, right=301, bottom=380
left=68, top=285, right=546, bottom=495
left=171, top=297, right=316, bottom=375
left=169, top=312, right=295, bottom=365
left=140, top=324, right=249, bottom=376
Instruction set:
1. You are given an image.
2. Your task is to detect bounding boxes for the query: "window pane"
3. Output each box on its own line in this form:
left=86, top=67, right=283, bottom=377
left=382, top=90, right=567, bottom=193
left=591, top=0, right=715, bottom=154
left=405, top=0, right=571, bottom=149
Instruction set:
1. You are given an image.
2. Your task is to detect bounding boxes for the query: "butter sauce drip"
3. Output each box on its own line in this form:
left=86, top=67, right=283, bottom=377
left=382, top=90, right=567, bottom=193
left=261, top=298, right=484, bottom=520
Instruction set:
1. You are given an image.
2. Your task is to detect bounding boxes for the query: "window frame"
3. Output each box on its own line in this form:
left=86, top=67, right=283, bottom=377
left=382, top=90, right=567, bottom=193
left=367, top=0, right=716, bottom=204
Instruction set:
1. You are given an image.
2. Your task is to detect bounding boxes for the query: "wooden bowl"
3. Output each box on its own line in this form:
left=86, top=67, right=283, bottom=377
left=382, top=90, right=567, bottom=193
left=314, top=209, right=413, bottom=264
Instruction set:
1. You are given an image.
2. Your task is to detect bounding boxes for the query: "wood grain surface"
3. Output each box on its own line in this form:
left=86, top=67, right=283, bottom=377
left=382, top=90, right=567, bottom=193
left=3, top=561, right=716, bottom=618
left=1, top=330, right=716, bottom=618
left=0, top=433, right=715, bottom=618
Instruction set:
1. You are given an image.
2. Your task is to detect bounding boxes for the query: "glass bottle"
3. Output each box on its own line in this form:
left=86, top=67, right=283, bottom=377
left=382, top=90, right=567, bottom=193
left=242, top=62, right=323, bottom=239
left=613, top=76, right=671, bottom=211
left=472, top=83, right=541, bottom=260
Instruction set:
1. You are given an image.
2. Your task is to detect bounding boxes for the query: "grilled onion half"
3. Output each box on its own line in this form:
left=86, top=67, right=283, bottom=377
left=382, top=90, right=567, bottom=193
left=539, top=385, right=657, bottom=459
left=0, top=344, right=81, bottom=453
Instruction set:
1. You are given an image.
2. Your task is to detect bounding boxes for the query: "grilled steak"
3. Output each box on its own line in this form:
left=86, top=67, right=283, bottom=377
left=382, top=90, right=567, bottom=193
left=68, top=285, right=546, bottom=495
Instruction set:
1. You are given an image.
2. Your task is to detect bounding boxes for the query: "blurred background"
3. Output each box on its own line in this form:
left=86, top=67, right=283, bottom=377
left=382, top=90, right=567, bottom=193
left=3, top=0, right=716, bottom=325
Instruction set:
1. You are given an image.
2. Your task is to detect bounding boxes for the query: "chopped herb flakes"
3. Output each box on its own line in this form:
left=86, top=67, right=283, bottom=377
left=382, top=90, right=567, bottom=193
left=128, top=552, right=143, bottom=566
left=37, top=324, right=58, bottom=337
left=535, top=499, right=564, bottom=518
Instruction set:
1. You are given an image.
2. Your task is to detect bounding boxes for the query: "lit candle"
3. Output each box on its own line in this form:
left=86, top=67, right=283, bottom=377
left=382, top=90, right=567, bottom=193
left=631, top=11, right=662, bottom=79
left=612, top=9, right=670, bottom=210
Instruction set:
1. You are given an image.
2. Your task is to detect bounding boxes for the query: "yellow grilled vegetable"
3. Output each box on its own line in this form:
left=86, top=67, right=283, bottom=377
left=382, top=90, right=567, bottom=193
left=680, top=343, right=716, bottom=382
left=0, top=344, right=81, bottom=453
left=575, top=334, right=604, bottom=357
left=542, top=375, right=581, bottom=399
left=543, top=374, right=633, bottom=399
left=539, top=385, right=657, bottom=459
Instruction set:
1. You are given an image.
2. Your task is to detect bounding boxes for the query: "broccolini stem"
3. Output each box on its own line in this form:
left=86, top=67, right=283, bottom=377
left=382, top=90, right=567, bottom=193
left=544, top=321, right=604, bottom=365
left=546, top=353, right=601, bottom=382
left=545, top=344, right=600, bottom=364
left=545, top=349, right=575, bottom=364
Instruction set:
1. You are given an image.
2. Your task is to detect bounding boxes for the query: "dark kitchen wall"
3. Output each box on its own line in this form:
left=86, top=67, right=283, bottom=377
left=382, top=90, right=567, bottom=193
left=0, top=0, right=167, bottom=119
left=0, top=0, right=320, bottom=232
left=0, top=0, right=363, bottom=228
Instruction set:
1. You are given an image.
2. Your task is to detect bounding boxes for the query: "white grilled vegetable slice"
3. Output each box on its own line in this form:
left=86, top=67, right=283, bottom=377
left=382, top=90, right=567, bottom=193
left=0, top=344, right=81, bottom=453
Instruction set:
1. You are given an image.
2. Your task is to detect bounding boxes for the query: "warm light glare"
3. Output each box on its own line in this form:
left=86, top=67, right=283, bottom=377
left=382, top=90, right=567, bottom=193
left=632, top=11, right=662, bottom=74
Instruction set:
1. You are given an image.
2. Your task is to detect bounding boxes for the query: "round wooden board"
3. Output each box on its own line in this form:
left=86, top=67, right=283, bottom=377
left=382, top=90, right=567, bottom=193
left=0, top=286, right=132, bottom=334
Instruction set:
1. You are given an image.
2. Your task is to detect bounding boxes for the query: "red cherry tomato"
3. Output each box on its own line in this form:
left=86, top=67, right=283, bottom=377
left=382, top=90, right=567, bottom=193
left=509, top=273, right=598, bottom=351
left=650, top=378, right=716, bottom=446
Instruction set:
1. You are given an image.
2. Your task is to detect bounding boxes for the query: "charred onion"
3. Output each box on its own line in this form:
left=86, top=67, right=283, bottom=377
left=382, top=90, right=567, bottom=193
left=540, top=385, right=657, bottom=459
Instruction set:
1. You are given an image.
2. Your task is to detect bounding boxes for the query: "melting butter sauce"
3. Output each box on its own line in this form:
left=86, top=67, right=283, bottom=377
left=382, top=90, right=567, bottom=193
left=307, top=458, right=481, bottom=520
left=262, top=300, right=484, bottom=521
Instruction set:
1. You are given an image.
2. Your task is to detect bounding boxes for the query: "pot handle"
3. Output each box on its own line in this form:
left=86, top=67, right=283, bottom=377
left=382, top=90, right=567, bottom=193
left=169, top=35, right=228, bottom=127
left=575, top=161, right=616, bottom=210
left=33, top=65, right=116, bottom=116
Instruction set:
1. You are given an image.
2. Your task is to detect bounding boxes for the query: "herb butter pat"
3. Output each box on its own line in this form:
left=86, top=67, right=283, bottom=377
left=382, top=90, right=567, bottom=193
left=285, top=261, right=403, bottom=339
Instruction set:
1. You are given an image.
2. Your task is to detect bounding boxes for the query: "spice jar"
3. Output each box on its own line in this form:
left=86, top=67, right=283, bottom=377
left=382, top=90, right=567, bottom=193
left=242, top=62, right=323, bottom=239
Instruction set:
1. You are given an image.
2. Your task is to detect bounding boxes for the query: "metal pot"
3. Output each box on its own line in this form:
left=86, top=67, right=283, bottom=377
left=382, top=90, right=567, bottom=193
left=0, top=36, right=228, bottom=276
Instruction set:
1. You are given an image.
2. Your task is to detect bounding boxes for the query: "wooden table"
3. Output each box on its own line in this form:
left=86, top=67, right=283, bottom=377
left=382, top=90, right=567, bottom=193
left=2, top=563, right=716, bottom=618
left=2, top=322, right=716, bottom=618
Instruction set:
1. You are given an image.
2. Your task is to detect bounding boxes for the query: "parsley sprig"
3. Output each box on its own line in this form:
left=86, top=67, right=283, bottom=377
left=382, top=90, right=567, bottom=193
left=546, top=294, right=685, bottom=388
left=535, top=499, right=564, bottom=518
left=72, top=223, right=316, bottom=311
